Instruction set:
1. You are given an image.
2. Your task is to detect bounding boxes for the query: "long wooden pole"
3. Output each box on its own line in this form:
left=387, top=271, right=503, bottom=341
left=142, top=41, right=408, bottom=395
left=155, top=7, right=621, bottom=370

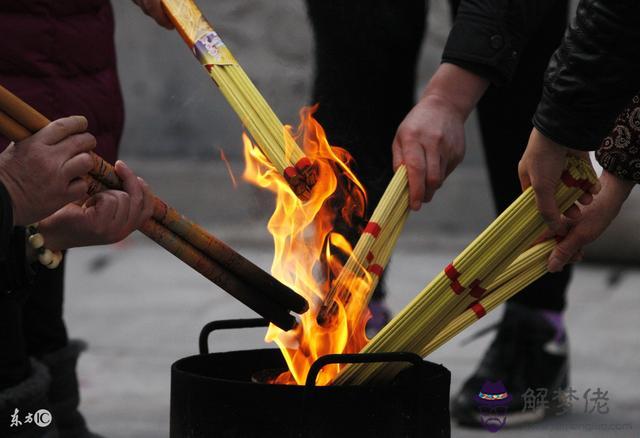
left=0, top=85, right=306, bottom=329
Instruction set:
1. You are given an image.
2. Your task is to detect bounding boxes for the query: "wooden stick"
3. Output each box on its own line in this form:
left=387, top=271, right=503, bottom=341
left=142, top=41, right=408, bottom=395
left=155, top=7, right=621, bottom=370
left=0, top=86, right=305, bottom=328
left=139, top=218, right=296, bottom=330
left=0, top=84, right=306, bottom=313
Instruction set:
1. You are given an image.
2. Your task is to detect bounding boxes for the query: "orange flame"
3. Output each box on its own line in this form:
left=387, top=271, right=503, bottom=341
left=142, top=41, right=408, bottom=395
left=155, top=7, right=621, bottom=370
left=243, top=106, right=371, bottom=385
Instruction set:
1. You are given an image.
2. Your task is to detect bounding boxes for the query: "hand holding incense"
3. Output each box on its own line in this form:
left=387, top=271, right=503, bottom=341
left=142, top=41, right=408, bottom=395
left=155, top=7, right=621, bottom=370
left=335, top=157, right=597, bottom=385
left=0, top=84, right=307, bottom=329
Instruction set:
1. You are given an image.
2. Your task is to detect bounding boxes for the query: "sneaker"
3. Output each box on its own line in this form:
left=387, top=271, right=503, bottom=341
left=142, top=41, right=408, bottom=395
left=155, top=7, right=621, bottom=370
left=366, top=299, right=391, bottom=338
left=451, top=303, right=569, bottom=427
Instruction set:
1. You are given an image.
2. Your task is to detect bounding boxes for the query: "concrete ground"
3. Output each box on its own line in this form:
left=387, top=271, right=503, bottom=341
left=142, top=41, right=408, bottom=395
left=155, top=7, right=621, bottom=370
left=63, top=167, right=640, bottom=437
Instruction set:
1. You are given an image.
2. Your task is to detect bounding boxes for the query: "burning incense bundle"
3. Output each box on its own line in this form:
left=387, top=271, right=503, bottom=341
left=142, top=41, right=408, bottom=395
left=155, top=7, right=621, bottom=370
left=161, top=0, right=316, bottom=199
left=335, top=157, right=596, bottom=385
left=0, top=84, right=307, bottom=330
left=317, top=166, right=410, bottom=325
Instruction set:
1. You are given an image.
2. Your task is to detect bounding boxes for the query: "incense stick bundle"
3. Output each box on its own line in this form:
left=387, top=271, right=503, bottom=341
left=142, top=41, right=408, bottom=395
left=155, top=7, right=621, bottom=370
left=335, top=157, right=596, bottom=385
left=420, top=239, right=555, bottom=358
left=317, top=166, right=409, bottom=325
left=0, top=84, right=307, bottom=329
left=161, top=0, right=316, bottom=199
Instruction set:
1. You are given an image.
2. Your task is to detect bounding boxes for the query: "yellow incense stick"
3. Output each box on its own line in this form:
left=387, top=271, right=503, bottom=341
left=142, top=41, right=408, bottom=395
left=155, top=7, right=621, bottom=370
left=421, top=240, right=555, bottom=357
left=161, top=0, right=316, bottom=199
left=317, top=166, right=409, bottom=324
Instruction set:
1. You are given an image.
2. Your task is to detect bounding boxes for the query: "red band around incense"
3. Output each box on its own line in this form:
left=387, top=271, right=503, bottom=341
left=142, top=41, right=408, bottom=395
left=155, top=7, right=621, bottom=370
left=470, top=302, right=487, bottom=319
left=364, top=222, right=381, bottom=238
left=449, top=280, right=465, bottom=295
left=444, top=263, right=460, bottom=281
left=295, top=157, right=313, bottom=171
left=368, top=264, right=384, bottom=277
left=469, top=279, right=486, bottom=299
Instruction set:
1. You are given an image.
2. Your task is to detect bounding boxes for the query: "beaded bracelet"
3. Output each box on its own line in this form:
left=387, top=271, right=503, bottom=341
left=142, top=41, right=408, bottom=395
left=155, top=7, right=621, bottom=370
left=26, top=223, right=63, bottom=269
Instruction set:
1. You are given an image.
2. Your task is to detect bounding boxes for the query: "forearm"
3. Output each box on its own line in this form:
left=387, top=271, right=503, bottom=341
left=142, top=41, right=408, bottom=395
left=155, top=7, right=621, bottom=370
left=421, top=63, right=489, bottom=121
left=600, top=170, right=635, bottom=205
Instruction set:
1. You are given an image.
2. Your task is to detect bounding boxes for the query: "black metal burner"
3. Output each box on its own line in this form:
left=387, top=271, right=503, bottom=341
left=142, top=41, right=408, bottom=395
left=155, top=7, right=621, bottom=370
left=170, top=318, right=451, bottom=438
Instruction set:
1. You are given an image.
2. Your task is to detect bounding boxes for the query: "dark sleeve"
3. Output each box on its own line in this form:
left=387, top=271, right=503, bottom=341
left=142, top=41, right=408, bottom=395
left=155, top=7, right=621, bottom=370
left=533, top=0, right=640, bottom=151
left=0, top=180, right=14, bottom=259
left=596, top=94, right=640, bottom=185
left=442, top=0, right=560, bottom=86
left=1, top=227, right=36, bottom=292
left=0, top=181, right=35, bottom=293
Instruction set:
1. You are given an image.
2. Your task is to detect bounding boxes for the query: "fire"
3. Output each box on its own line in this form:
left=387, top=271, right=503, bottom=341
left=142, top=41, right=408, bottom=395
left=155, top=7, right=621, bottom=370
left=243, top=106, right=371, bottom=385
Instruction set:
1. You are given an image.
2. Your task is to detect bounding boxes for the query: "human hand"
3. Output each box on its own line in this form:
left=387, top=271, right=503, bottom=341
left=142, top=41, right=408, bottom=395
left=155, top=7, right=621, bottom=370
left=393, top=94, right=465, bottom=210
left=547, top=170, right=634, bottom=272
left=519, top=128, right=601, bottom=233
left=132, top=0, right=174, bottom=29
left=392, top=63, right=489, bottom=211
left=38, top=161, right=154, bottom=250
left=0, top=116, right=96, bottom=226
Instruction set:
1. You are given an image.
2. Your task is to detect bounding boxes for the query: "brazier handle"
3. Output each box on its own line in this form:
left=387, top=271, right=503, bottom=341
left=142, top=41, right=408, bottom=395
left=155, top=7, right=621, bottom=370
left=199, top=318, right=269, bottom=354
left=305, top=352, right=424, bottom=387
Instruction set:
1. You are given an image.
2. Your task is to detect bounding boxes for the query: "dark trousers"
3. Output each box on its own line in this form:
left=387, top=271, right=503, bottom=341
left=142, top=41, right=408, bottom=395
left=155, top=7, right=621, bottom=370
left=0, top=260, right=68, bottom=389
left=306, top=0, right=571, bottom=310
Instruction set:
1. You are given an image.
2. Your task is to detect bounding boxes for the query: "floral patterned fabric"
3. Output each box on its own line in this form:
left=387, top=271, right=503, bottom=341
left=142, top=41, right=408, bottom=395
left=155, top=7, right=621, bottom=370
left=596, top=94, right=640, bottom=184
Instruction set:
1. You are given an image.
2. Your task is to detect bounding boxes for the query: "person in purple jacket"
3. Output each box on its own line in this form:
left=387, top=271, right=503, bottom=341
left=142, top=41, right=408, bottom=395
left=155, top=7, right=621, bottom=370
left=0, top=1, right=171, bottom=437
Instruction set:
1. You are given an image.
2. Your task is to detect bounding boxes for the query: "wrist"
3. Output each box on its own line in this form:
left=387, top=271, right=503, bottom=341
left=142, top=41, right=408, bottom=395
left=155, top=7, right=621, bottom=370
left=421, top=63, right=489, bottom=120
left=37, top=217, right=67, bottom=252
left=601, top=170, right=634, bottom=203
left=529, top=127, right=570, bottom=155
